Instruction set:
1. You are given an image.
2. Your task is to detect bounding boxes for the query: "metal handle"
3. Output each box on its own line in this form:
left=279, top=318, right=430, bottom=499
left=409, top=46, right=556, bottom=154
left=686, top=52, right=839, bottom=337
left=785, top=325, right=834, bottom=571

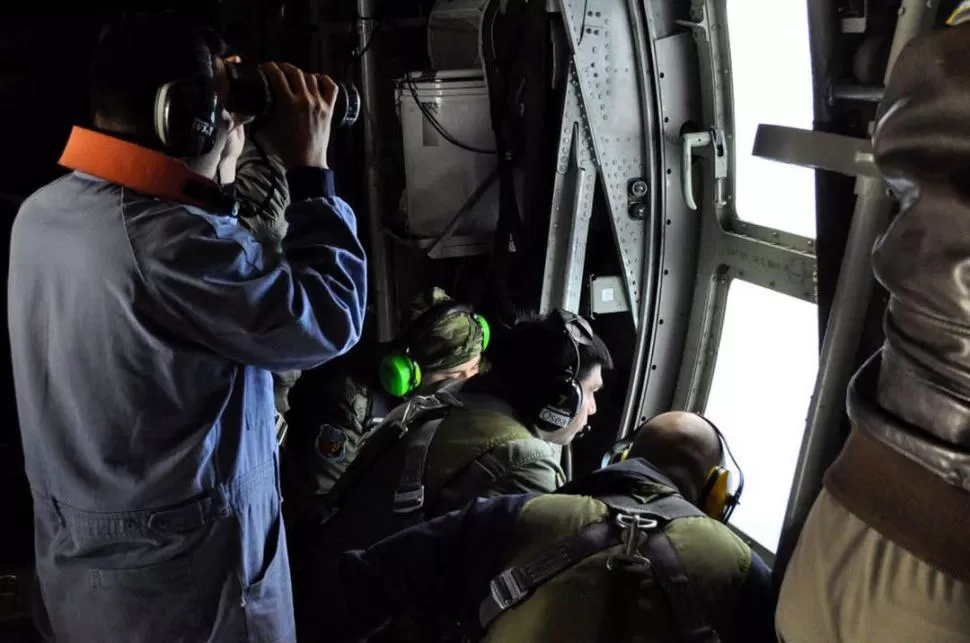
left=681, top=129, right=729, bottom=211
left=682, top=132, right=712, bottom=211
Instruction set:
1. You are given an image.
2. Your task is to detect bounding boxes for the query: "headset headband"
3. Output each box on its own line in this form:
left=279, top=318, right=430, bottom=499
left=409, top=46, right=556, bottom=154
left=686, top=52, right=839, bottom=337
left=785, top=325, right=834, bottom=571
left=555, top=309, right=596, bottom=378
left=601, top=413, right=745, bottom=522
left=398, top=300, right=476, bottom=354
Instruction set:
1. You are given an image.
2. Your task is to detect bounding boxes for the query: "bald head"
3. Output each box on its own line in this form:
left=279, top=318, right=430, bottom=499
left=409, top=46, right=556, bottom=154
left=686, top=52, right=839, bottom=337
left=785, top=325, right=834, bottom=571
left=627, top=412, right=723, bottom=505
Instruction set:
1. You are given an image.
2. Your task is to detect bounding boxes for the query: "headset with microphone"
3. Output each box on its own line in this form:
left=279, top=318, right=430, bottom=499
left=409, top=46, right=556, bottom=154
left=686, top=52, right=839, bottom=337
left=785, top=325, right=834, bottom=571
left=602, top=415, right=745, bottom=523
left=533, top=310, right=598, bottom=437
left=378, top=301, right=491, bottom=398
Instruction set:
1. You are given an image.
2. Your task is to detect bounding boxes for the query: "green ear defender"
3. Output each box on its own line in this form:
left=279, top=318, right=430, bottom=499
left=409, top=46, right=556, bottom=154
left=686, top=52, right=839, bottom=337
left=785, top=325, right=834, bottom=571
left=378, top=302, right=490, bottom=398
left=475, top=313, right=491, bottom=352
left=379, top=353, right=422, bottom=398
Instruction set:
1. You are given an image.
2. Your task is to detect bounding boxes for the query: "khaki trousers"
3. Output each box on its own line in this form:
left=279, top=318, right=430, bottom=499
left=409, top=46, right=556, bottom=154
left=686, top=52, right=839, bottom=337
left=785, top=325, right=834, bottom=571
left=777, top=489, right=970, bottom=642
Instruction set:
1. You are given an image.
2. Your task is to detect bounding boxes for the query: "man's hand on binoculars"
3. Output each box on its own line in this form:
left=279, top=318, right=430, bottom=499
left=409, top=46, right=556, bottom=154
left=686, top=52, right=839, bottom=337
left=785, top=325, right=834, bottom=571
left=259, top=62, right=340, bottom=171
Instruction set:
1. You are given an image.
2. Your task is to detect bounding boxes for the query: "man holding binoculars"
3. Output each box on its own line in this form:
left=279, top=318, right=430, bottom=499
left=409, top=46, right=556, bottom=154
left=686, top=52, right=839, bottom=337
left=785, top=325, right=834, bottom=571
left=7, top=12, right=366, bottom=642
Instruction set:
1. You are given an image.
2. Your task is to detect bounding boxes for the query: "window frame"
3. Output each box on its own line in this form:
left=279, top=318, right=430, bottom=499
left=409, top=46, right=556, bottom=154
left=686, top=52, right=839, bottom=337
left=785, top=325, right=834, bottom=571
left=700, top=276, right=821, bottom=552
left=665, top=0, right=821, bottom=555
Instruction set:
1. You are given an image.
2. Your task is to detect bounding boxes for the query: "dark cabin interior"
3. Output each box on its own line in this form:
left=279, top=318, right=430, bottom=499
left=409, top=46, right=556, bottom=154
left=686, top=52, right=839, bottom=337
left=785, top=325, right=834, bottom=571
left=0, top=0, right=961, bottom=639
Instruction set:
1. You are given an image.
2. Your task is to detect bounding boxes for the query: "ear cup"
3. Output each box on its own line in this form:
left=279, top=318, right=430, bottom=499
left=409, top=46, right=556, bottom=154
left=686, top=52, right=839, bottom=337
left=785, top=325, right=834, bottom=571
left=700, top=467, right=732, bottom=521
left=474, top=313, right=491, bottom=351
left=599, top=438, right=631, bottom=469
left=535, top=377, right=583, bottom=434
left=379, top=353, right=421, bottom=398
left=154, top=78, right=219, bottom=157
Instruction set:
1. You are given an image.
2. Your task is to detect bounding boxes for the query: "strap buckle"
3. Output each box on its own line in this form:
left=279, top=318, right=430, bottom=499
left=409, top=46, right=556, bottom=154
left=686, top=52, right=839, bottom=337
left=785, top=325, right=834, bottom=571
left=606, top=512, right=657, bottom=571
left=489, top=568, right=528, bottom=611
left=392, top=484, right=426, bottom=514
left=477, top=567, right=529, bottom=629
left=275, top=413, right=288, bottom=447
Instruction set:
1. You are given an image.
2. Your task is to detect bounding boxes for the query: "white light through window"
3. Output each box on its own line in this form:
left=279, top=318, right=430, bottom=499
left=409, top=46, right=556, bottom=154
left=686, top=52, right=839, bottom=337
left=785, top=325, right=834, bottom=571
left=727, top=0, right=817, bottom=239
left=704, top=279, right=819, bottom=551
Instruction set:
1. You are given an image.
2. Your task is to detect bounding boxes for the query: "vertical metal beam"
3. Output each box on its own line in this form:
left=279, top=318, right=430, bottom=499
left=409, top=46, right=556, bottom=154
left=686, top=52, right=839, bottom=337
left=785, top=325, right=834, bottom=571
left=807, top=0, right=835, bottom=122
left=774, top=0, right=938, bottom=579
left=616, top=0, right=664, bottom=441
left=540, top=75, right=596, bottom=316
left=356, top=0, right=395, bottom=342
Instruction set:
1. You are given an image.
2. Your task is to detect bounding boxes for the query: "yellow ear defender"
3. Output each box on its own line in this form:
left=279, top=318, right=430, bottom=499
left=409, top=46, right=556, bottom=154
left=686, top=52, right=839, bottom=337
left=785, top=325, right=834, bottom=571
left=601, top=439, right=632, bottom=469
left=699, top=465, right=736, bottom=521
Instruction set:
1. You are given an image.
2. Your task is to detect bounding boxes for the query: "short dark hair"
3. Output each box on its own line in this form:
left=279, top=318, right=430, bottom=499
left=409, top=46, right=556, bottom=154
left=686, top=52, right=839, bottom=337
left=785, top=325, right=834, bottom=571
left=89, top=12, right=227, bottom=142
left=485, top=311, right=613, bottom=418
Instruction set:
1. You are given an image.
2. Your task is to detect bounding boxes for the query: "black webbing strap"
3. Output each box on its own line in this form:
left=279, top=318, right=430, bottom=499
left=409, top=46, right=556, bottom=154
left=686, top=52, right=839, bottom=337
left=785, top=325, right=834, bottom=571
left=312, top=417, right=411, bottom=526
left=478, top=520, right=616, bottom=629
left=392, top=417, right=446, bottom=514
left=597, top=493, right=705, bottom=523
left=312, top=404, right=451, bottom=526
left=643, top=531, right=721, bottom=643
left=597, top=494, right=718, bottom=642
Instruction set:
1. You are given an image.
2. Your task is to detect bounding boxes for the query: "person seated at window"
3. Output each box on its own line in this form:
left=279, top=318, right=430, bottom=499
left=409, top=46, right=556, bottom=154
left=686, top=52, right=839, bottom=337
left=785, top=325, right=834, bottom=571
left=282, top=287, right=488, bottom=518
left=288, top=309, right=612, bottom=641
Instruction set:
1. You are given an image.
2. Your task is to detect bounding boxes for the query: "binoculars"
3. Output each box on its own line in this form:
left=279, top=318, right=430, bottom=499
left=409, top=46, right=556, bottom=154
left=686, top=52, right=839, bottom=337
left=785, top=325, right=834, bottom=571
left=225, top=62, right=361, bottom=129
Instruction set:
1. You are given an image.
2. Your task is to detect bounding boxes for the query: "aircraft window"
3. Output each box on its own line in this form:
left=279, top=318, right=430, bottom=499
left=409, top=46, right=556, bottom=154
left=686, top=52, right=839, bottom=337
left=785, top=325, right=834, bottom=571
left=703, top=278, right=819, bottom=551
left=727, top=0, right=816, bottom=239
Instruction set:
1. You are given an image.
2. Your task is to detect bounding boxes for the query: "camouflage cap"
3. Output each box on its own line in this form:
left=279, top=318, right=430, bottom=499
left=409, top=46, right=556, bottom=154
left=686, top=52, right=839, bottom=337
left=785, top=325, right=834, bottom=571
left=406, top=287, right=485, bottom=372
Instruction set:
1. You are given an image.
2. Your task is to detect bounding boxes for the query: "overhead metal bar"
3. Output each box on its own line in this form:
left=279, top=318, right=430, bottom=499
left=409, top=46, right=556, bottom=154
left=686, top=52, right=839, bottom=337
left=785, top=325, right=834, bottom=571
left=807, top=0, right=836, bottom=122
left=830, top=84, right=884, bottom=103
left=753, top=125, right=878, bottom=179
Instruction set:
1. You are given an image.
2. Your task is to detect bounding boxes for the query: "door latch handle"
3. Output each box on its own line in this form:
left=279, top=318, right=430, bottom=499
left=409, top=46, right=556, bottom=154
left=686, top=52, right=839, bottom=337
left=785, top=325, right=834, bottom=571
left=681, top=129, right=728, bottom=211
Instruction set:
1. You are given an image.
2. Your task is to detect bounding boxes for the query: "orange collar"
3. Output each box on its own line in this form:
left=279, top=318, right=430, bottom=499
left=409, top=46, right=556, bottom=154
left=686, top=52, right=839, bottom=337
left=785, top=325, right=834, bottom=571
left=58, top=126, right=231, bottom=212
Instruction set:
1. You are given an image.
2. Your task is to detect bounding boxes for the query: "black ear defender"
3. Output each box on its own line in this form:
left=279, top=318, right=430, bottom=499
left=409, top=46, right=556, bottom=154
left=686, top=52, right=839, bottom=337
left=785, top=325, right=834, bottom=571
left=136, top=11, right=223, bottom=158
left=154, top=77, right=220, bottom=158
left=534, top=309, right=596, bottom=436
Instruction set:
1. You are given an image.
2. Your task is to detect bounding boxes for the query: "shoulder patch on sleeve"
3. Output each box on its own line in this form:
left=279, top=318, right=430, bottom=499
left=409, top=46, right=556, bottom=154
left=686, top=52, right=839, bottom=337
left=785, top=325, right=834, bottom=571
left=314, top=423, right=349, bottom=462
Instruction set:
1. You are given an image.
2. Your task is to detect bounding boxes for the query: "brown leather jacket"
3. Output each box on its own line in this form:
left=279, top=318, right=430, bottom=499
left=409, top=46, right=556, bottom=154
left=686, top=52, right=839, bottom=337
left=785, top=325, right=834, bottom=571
left=826, top=23, right=970, bottom=582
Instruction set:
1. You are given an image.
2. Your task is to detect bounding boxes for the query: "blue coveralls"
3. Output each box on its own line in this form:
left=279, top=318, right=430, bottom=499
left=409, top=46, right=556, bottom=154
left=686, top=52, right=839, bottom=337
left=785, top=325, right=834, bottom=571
left=7, top=166, right=367, bottom=642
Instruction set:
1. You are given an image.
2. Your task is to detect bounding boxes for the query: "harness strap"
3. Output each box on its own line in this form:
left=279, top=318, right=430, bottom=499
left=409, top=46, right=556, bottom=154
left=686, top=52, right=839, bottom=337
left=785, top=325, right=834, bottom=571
left=478, top=520, right=615, bottom=629
left=312, top=417, right=410, bottom=526
left=392, top=417, right=446, bottom=514
left=599, top=493, right=706, bottom=522
left=644, top=531, right=721, bottom=643
left=313, top=390, right=462, bottom=526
